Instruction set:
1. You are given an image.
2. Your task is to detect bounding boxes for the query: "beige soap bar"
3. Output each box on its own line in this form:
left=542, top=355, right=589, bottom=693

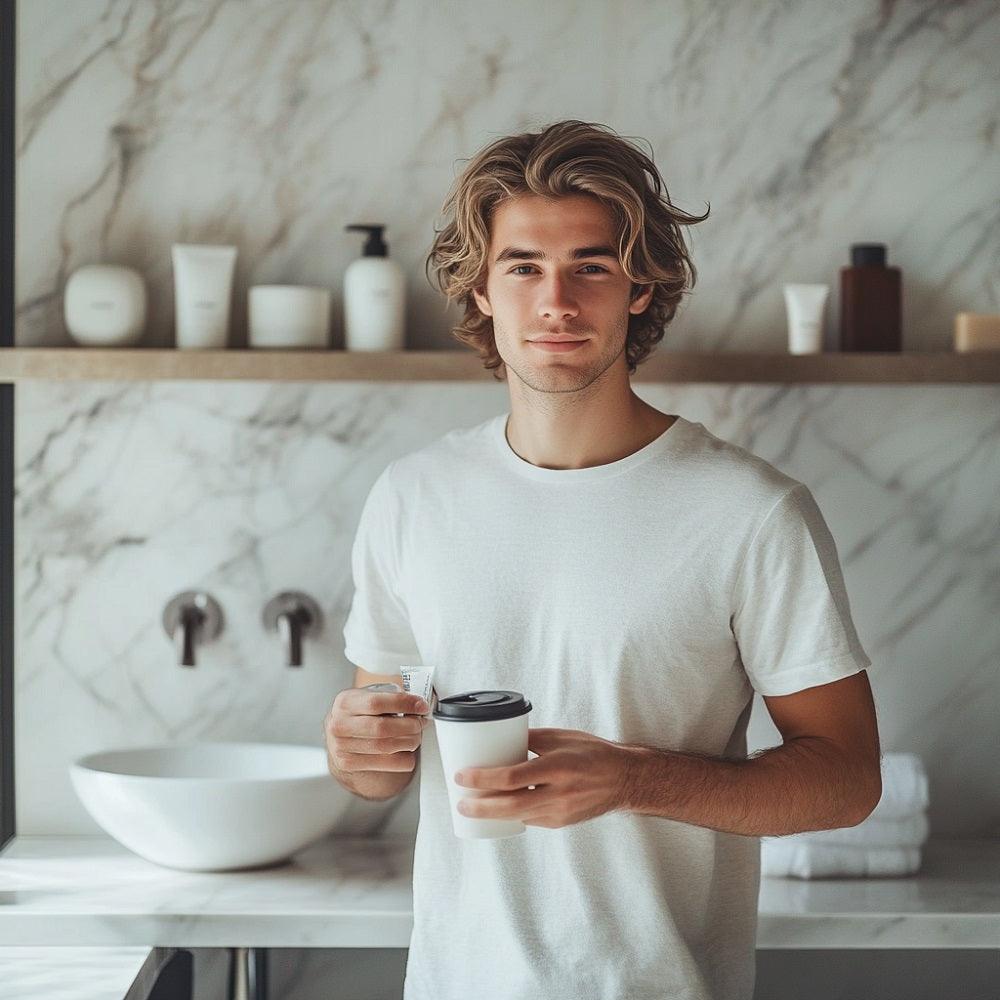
left=954, top=313, right=1000, bottom=352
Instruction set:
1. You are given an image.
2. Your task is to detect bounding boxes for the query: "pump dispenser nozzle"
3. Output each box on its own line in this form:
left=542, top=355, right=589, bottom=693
left=346, top=224, right=389, bottom=257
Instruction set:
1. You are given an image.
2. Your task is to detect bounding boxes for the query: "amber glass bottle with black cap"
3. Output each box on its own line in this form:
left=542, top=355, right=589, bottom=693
left=840, top=243, right=902, bottom=351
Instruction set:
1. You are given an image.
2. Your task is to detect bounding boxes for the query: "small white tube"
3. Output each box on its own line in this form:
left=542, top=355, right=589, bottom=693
left=783, top=283, right=829, bottom=354
left=172, top=244, right=237, bottom=349
left=400, top=665, right=435, bottom=706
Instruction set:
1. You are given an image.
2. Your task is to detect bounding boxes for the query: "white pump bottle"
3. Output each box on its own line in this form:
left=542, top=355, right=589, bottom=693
left=343, top=224, right=406, bottom=350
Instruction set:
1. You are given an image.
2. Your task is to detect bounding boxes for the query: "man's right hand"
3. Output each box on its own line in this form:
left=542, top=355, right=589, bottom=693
left=324, top=676, right=430, bottom=801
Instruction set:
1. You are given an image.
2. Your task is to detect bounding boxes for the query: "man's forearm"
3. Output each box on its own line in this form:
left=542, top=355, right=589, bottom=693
left=457, top=674, right=881, bottom=833
left=621, top=737, right=881, bottom=837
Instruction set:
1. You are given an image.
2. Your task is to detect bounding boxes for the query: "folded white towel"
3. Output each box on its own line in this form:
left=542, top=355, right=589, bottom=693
left=782, top=812, right=929, bottom=850
left=874, top=753, right=929, bottom=819
left=760, top=841, right=922, bottom=879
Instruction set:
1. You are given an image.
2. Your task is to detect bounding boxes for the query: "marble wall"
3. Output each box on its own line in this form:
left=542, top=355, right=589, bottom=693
left=16, top=0, right=999, bottom=351
left=12, top=0, right=1000, bottom=841
left=16, top=379, right=1000, bottom=840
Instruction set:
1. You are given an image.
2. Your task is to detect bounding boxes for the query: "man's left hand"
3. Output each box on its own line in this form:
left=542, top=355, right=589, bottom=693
left=454, top=728, right=633, bottom=828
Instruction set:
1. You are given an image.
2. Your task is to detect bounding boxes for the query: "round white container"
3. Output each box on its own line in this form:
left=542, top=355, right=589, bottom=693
left=248, top=285, right=331, bottom=349
left=64, top=264, right=147, bottom=347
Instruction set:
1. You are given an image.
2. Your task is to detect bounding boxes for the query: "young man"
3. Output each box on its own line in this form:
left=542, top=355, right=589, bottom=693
left=325, top=120, right=881, bottom=1000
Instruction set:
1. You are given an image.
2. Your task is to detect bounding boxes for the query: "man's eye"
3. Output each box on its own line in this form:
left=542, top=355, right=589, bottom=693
left=511, top=265, right=536, bottom=275
left=579, top=264, right=607, bottom=274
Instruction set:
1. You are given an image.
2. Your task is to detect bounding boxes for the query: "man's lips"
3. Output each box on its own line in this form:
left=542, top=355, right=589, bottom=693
left=527, top=335, right=588, bottom=353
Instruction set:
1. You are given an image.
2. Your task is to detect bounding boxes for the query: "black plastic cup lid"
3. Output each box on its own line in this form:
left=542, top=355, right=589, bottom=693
left=433, top=690, right=531, bottom=722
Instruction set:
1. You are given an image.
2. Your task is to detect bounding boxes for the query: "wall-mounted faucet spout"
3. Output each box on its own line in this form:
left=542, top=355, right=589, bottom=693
left=162, top=591, right=224, bottom=667
left=262, top=592, right=323, bottom=667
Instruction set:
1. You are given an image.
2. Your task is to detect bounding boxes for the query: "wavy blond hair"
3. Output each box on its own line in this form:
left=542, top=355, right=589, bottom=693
left=427, top=120, right=708, bottom=375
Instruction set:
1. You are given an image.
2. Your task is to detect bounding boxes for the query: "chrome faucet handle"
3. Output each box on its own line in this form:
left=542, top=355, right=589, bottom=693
left=162, top=591, right=224, bottom=667
left=262, top=592, right=323, bottom=667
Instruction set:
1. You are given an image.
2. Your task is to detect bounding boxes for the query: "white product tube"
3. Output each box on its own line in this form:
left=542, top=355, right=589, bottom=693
left=400, top=665, right=435, bottom=706
left=783, top=283, right=829, bottom=354
left=172, top=244, right=237, bottom=349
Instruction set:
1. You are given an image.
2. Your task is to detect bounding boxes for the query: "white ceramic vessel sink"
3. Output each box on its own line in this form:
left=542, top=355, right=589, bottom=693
left=70, top=742, right=354, bottom=872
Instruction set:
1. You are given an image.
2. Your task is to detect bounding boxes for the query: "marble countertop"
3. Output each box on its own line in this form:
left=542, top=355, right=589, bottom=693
left=2, top=836, right=998, bottom=951
left=0, top=835, right=415, bottom=949
left=0, top=946, right=151, bottom=1000
left=757, top=838, right=1000, bottom=949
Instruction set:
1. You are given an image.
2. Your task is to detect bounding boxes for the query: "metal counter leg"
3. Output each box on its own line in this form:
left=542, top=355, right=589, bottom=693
left=228, top=947, right=268, bottom=1000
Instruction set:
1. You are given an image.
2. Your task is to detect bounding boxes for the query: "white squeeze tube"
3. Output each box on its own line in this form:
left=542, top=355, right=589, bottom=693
left=172, top=244, right=237, bottom=349
left=399, top=665, right=436, bottom=707
left=783, top=283, right=829, bottom=354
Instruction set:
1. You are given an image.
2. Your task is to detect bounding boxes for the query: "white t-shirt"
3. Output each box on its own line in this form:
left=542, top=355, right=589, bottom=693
left=344, top=415, right=869, bottom=1000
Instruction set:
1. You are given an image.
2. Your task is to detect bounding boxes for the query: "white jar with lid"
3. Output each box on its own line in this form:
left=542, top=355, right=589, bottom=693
left=248, top=285, right=331, bottom=349
left=64, top=264, right=147, bottom=346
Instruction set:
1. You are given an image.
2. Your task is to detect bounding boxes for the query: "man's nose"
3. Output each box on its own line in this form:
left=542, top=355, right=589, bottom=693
left=539, top=273, right=579, bottom=320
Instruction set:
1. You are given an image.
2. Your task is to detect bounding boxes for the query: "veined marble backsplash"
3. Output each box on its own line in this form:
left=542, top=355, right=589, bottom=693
left=14, top=0, right=999, bottom=350
left=15, top=381, right=1000, bottom=836
left=14, top=380, right=507, bottom=835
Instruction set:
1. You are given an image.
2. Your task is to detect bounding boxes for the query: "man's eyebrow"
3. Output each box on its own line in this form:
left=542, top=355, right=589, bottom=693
left=572, top=245, right=619, bottom=260
left=493, top=245, right=620, bottom=263
left=494, top=247, right=542, bottom=263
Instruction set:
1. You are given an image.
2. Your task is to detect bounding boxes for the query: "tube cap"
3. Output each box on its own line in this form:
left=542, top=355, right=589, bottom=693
left=433, top=690, right=531, bottom=722
left=850, top=243, right=887, bottom=267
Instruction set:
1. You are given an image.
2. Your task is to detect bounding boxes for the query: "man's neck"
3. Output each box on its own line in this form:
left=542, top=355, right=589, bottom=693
left=504, top=371, right=676, bottom=470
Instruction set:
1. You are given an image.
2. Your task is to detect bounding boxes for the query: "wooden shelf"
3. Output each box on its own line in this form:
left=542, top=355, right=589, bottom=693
left=0, top=348, right=998, bottom=384
left=0, top=348, right=488, bottom=383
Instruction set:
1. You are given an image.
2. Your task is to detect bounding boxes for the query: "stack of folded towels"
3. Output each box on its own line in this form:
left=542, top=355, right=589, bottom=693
left=761, top=752, right=929, bottom=879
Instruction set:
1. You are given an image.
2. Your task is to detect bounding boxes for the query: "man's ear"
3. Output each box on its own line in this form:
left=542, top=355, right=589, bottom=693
left=629, top=284, right=654, bottom=315
left=472, top=287, right=493, bottom=317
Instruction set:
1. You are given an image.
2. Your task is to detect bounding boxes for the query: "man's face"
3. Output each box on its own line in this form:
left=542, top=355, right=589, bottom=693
left=472, top=194, right=653, bottom=395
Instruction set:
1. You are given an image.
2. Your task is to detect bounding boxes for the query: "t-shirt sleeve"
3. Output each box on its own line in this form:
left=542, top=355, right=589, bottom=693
left=342, top=467, right=421, bottom=672
left=732, top=483, right=870, bottom=697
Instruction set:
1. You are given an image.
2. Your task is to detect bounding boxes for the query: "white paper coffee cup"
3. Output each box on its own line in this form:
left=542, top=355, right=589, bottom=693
left=433, top=690, right=532, bottom=839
